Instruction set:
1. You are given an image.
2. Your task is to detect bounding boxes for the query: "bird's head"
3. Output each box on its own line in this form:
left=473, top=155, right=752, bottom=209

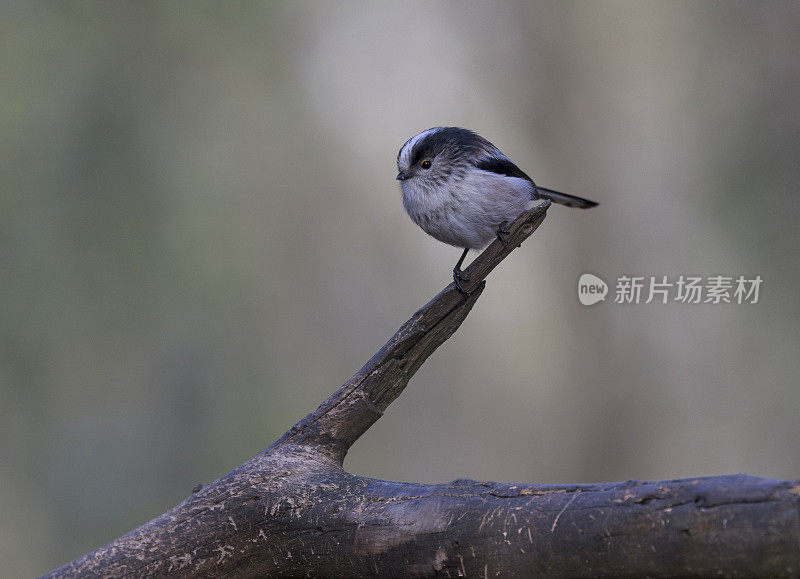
left=396, top=127, right=485, bottom=187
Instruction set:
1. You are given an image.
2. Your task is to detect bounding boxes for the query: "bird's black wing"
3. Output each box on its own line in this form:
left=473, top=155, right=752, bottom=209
left=476, top=155, right=599, bottom=208
left=474, top=156, right=534, bottom=182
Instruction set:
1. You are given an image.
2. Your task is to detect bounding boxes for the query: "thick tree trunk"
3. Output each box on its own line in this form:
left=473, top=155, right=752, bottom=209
left=45, top=202, right=800, bottom=577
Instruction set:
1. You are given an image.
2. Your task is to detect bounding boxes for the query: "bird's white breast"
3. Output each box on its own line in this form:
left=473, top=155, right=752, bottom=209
left=402, top=170, right=533, bottom=249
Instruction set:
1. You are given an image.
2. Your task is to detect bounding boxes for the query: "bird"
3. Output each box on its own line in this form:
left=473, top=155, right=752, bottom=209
left=396, top=127, right=598, bottom=293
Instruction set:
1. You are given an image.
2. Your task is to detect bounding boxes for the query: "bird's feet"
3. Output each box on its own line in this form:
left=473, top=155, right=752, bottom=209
left=453, top=266, right=470, bottom=295
left=496, top=221, right=520, bottom=247
left=496, top=221, right=512, bottom=245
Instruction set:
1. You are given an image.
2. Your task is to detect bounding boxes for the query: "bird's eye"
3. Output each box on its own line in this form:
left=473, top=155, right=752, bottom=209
left=420, top=159, right=432, bottom=169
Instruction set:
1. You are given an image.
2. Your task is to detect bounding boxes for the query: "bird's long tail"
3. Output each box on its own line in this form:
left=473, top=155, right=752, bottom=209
left=534, top=186, right=598, bottom=209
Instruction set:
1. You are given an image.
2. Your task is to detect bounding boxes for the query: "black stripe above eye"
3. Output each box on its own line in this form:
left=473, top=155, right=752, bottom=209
left=475, top=156, right=533, bottom=182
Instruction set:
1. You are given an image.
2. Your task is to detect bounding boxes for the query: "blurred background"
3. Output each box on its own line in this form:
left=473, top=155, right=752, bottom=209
left=2, top=1, right=799, bottom=575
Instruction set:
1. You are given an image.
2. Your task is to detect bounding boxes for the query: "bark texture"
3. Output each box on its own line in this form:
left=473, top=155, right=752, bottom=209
left=45, top=202, right=800, bottom=577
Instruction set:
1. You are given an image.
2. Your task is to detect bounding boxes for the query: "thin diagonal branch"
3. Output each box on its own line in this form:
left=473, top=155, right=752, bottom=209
left=270, top=200, right=550, bottom=463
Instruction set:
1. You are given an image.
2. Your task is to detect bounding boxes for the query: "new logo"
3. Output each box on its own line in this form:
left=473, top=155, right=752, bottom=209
left=578, top=274, right=608, bottom=306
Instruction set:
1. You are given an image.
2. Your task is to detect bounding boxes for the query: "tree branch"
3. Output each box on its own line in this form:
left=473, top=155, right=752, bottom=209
left=269, top=200, right=549, bottom=464
left=45, top=201, right=800, bottom=577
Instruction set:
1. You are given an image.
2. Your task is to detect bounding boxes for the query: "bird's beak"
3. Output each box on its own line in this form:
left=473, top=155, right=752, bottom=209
left=396, top=172, right=406, bottom=181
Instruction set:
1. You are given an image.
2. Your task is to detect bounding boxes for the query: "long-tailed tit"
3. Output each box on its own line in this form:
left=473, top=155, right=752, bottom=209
left=396, top=127, right=598, bottom=293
